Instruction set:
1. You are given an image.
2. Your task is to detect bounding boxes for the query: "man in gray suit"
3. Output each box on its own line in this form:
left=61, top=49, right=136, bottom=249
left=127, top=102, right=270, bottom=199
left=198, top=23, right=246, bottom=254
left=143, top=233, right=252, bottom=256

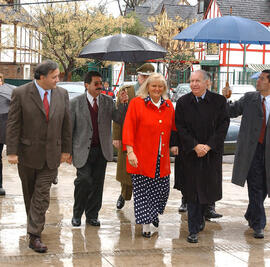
left=223, top=69, right=270, bottom=239
left=69, top=71, right=127, bottom=227
left=6, top=60, right=72, bottom=252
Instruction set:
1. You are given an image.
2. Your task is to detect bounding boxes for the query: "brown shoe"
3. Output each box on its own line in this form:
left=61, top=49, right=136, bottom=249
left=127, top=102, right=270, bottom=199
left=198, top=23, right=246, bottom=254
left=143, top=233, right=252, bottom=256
left=29, top=235, right=48, bottom=253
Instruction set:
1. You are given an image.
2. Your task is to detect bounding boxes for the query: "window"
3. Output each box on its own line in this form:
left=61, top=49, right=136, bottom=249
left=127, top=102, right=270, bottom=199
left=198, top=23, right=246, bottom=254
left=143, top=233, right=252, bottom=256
left=198, top=0, right=204, bottom=13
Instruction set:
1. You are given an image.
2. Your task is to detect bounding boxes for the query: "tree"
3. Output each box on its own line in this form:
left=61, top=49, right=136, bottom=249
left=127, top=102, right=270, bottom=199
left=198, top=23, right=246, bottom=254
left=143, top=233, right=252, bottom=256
left=35, top=3, right=136, bottom=81
left=115, top=0, right=146, bottom=16
left=148, top=12, right=198, bottom=88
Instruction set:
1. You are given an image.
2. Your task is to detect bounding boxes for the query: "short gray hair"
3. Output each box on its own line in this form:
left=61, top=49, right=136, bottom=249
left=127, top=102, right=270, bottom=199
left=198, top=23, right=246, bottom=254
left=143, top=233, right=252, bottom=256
left=34, top=60, right=59, bottom=79
left=192, top=70, right=209, bottom=81
left=137, top=73, right=168, bottom=100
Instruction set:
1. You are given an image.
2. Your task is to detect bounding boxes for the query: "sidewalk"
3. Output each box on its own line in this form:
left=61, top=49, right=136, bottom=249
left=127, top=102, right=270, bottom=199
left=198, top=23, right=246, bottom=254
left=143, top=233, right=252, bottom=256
left=0, top=153, right=269, bottom=267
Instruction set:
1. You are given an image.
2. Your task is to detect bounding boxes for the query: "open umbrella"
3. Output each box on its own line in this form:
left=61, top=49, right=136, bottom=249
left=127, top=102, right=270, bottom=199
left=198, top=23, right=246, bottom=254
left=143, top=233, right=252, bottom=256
left=0, top=83, right=15, bottom=114
left=173, top=15, right=270, bottom=86
left=79, top=33, right=167, bottom=62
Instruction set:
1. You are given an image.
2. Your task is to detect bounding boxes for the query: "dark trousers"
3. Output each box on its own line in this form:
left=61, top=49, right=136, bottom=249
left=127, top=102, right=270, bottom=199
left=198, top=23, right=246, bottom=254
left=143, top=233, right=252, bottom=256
left=187, top=202, right=206, bottom=234
left=245, top=143, right=267, bottom=230
left=18, top=163, right=57, bottom=237
left=73, top=146, right=107, bottom=220
left=0, top=143, right=3, bottom=188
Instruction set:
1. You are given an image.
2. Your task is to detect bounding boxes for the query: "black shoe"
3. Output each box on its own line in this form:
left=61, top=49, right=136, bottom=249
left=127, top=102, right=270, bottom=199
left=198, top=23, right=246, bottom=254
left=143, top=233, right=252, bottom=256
left=142, top=231, right=151, bottom=238
left=0, top=187, right=5, bottom=196
left=178, top=203, right=187, bottom=213
left=152, top=218, right=159, bottom=228
left=199, top=217, right=205, bottom=232
left=116, top=195, right=125, bottom=210
left=254, top=229, right=264, bottom=239
left=205, top=209, right=222, bottom=219
left=71, top=217, right=81, bottom=227
left=86, top=218, right=100, bottom=226
left=187, top=233, right=198, bottom=243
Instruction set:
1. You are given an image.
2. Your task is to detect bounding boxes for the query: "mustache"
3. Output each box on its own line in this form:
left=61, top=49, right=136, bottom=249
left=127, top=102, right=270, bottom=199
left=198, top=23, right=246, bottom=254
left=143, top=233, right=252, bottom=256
left=96, top=88, right=102, bottom=91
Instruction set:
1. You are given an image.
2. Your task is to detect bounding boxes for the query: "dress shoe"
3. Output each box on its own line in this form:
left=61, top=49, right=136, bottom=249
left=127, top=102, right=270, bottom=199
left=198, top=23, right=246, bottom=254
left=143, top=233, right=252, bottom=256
left=254, top=229, right=264, bottom=239
left=205, top=208, right=222, bottom=219
left=178, top=203, right=187, bottom=212
left=152, top=218, right=159, bottom=228
left=86, top=218, right=100, bottom=226
left=52, top=177, right=58, bottom=185
left=187, top=233, right=198, bottom=243
left=0, top=187, right=5, bottom=196
left=199, top=217, right=205, bottom=232
left=116, top=195, right=125, bottom=209
left=29, top=236, right=48, bottom=253
left=71, top=217, right=81, bottom=227
left=142, top=231, right=151, bottom=238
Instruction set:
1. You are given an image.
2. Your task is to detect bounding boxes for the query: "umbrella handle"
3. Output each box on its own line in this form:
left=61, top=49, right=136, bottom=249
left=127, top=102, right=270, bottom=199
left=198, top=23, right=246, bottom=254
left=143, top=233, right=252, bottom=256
left=226, top=41, right=231, bottom=84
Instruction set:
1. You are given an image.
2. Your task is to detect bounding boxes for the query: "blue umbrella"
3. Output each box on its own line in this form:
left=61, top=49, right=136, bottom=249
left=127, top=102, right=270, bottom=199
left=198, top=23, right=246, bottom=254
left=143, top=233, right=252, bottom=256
left=173, top=16, right=270, bottom=86
left=173, top=16, right=270, bottom=44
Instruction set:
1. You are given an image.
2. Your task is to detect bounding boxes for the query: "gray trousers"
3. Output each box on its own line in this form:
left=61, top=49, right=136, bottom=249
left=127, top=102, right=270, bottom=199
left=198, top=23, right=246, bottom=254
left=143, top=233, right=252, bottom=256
left=18, top=163, right=57, bottom=237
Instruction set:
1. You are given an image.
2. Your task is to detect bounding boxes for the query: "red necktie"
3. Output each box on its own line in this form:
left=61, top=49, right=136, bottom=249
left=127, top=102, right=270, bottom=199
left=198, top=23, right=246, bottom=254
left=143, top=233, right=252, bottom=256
left=259, top=97, right=266, bottom=144
left=93, top=97, right=98, bottom=113
left=43, top=91, right=49, bottom=121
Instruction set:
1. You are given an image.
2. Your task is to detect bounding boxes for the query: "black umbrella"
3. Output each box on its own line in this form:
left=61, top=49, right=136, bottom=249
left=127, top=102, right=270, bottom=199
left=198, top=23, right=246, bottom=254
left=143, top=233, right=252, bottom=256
left=79, top=33, right=167, bottom=62
left=0, top=83, right=15, bottom=114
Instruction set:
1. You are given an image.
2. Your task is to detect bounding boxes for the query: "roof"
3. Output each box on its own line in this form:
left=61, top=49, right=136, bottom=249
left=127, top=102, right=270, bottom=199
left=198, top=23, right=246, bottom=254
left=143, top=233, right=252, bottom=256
left=127, top=0, right=203, bottom=28
left=215, top=0, right=270, bottom=22
left=0, top=1, right=36, bottom=26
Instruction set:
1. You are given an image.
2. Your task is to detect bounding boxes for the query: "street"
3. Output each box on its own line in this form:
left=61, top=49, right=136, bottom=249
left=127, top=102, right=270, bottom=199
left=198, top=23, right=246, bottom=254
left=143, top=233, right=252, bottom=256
left=0, top=151, right=270, bottom=266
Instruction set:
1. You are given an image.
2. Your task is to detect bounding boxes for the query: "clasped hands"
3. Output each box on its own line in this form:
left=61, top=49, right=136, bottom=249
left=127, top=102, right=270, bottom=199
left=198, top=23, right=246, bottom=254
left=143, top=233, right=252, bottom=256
left=194, top=144, right=211, bottom=157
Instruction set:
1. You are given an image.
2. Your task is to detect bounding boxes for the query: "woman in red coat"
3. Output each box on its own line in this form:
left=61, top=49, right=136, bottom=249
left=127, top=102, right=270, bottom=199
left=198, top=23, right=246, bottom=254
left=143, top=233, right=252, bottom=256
left=122, top=73, right=176, bottom=238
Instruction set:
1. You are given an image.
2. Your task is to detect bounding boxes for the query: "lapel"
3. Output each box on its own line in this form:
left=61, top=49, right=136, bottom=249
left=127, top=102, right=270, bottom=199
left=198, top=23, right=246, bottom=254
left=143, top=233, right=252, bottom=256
left=252, top=92, right=263, bottom=118
left=98, top=94, right=105, bottom=123
left=30, top=82, right=46, bottom=118
left=81, top=93, right=92, bottom=129
left=49, top=89, right=57, bottom=120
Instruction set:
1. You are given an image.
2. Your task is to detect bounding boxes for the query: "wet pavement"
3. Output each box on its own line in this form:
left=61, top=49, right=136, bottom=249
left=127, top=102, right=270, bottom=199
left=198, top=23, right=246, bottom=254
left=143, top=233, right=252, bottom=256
left=0, top=150, right=270, bottom=267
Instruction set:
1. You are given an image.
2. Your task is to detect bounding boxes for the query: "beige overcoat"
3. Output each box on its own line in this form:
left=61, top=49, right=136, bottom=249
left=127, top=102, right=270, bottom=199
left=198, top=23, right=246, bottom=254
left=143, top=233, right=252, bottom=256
left=112, top=84, right=136, bottom=185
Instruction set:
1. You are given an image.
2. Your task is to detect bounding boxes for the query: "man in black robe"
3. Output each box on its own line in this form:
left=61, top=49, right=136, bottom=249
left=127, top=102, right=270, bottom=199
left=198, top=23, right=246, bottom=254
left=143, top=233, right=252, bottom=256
left=175, top=70, right=229, bottom=243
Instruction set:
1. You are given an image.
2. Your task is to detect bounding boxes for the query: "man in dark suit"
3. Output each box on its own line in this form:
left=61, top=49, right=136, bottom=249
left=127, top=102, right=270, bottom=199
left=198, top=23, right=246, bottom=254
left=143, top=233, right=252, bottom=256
left=6, top=60, right=72, bottom=253
left=69, top=71, right=127, bottom=228
left=223, top=69, right=270, bottom=239
left=175, top=70, right=229, bottom=243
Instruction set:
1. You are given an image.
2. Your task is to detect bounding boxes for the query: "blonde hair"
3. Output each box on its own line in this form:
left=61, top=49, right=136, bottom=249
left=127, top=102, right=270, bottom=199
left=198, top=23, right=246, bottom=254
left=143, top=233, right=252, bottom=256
left=137, top=72, right=168, bottom=100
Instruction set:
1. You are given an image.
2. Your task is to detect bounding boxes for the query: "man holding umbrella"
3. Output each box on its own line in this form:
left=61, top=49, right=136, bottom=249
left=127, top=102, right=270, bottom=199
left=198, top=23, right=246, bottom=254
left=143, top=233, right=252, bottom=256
left=113, top=63, right=155, bottom=210
left=223, top=69, right=270, bottom=239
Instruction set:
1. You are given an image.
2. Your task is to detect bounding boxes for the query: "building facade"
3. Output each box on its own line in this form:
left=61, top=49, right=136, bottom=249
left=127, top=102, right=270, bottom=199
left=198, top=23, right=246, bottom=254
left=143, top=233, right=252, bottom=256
left=0, top=0, right=42, bottom=80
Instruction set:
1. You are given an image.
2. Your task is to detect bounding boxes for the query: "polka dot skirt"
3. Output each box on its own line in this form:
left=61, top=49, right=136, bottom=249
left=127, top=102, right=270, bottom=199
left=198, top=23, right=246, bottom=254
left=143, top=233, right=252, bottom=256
left=131, top=155, right=170, bottom=224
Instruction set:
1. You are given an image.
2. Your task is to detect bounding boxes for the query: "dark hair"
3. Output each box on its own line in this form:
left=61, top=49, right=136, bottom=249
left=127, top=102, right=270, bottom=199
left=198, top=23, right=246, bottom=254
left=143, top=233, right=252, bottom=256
left=262, top=69, right=270, bottom=83
left=34, top=60, right=58, bottom=79
left=84, top=71, right=102, bottom=84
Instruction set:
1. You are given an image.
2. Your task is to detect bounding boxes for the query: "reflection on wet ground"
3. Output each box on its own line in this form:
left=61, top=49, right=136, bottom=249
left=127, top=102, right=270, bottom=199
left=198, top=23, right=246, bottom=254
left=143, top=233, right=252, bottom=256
left=0, top=153, right=270, bottom=266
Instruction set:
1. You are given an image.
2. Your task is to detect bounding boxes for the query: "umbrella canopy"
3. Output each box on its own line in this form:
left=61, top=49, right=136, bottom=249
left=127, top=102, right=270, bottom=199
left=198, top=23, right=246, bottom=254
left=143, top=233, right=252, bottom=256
left=173, top=16, right=270, bottom=44
left=79, top=33, right=167, bottom=62
left=0, top=83, right=15, bottom=114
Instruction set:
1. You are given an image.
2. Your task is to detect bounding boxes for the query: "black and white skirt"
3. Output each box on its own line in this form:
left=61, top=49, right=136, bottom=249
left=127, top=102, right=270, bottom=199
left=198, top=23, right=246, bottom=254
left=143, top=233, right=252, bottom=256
left=131, top=156, right=170, bottom=224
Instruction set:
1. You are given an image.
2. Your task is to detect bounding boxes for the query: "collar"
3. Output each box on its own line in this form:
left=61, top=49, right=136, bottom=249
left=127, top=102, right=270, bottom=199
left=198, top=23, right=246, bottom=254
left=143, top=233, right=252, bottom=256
left=34, top=80, right=51, bottom=100
left=144, top=95, right=169, bottom=108
left=87, top=91, right=99, bottom=106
